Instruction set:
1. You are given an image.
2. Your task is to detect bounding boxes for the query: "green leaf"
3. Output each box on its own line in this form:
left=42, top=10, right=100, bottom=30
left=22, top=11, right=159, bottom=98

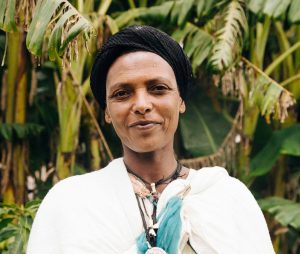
left=0, top=227, right=16, bottom=242
left=177, top=0, right=194, bottom=26
left=27, top=0, right=94, bottom=58
left=243, top=58, right=295, bottom=123
left=246, top=0, right=266, bottom=15
left=6, top=230, right=23, bottom=254
left=115, top=2, right=173, bottom=28
left=272, top=0, right=291, bottom=19
left=288, top=0, right=300, bottom=23
left=0, top=124, right=13, bottom=140
left=177, top=23, right=213, bottom=72
left=262, top=0, right=282, bottom=17
left=0, top=218, right=13, bottom=230
left=179, top=87, right=232, bottom=157
left=115, top=8, right=143, bottom=28
left=208, top=0, right=248, bottom=73
left=48, top=8, right=77, bottom=61
left=0, top=123, right=44, bottom=141
left=258, top=197, right=300, bottom=230
left=172, top=23, right=197, bottom=43
left=196, top=0, right=206, bottom=17
left=24, top=200, right=41, bottom=211
left=250, top=124, right=300, bottom=176
left=105, top=15, right=119, bottom=35
left=0, top=201, right=40, bottom=253
left=247, top=0, right=298, bottom=23
left=0, top=0, right=17, bottom=32
left=197, top=0, right=224, bottom=18
left=259, top=0, right=291, bottom=20
left=59, top=18, right=89, bottom=55
left=190, top=31, right=213, bottom=71
left=26, top=0, right=64, bottom=55
left=170, top=1, right=181, bottom=25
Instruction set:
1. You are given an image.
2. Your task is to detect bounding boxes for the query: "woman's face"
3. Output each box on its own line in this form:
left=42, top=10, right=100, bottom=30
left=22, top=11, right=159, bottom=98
left=105, top=51, right=185, bottom=153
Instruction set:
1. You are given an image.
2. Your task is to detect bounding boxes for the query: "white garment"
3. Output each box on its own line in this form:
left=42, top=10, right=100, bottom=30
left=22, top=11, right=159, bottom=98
left=27, top=158, right=275, bottom=254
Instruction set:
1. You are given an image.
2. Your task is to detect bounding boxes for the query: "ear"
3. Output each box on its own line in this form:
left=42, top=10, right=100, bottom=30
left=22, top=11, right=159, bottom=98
left=105, top=108, right=112, bottom=124
left=179, top=100, right=186, bottom=113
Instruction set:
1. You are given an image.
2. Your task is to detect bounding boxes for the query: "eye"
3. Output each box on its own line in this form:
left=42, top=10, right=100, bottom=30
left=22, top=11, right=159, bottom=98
left=149, top=84, right=169, bottom=94
left=111, top=89, right=130, bottom=99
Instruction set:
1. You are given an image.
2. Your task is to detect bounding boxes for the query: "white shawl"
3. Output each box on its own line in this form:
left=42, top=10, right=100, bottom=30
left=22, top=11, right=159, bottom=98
left=27, top=158, right=275, bottom=254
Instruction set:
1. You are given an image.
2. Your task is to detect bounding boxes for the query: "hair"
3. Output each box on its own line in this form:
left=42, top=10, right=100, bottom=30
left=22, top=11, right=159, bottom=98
left=90, top=25, right=193, bottom=109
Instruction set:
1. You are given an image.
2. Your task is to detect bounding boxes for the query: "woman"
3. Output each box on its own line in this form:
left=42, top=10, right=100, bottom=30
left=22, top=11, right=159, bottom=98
left=27, top=26, right=275, bottom=254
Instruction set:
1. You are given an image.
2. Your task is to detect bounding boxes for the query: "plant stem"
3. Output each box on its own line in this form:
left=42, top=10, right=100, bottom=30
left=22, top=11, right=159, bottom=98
left=138, top=0, right=148, bottom=7
left=255, top=17, right=271, bottom=68
left=128, top=0, right=136, bottom=9
left=68, top=66, right=113, bottom=161
left=79, top=87, right=114, bottom=160
left=280, top=73, right=300, bottom=87
left=264, top=40, right=300, bottom=76
left=98, top=0, right=112, bottom=15
left=274, top=22, right=294, bottom=78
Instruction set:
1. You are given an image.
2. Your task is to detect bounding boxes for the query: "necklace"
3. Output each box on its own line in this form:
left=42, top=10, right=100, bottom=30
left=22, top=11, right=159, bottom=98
left=126, top=161, right=182, bottom=190
left=125, top=161, right=183, bottom=253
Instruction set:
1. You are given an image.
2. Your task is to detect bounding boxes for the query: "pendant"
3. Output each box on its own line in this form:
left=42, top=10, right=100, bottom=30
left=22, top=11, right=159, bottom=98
left=145, top=247, right=167, bottom=254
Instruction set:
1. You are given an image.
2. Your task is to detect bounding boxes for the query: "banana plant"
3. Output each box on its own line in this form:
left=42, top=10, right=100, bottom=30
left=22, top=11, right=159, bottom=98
left=0, top=0, right=32, bottom=204
left=0, top=0, right=115, bottom=202
left=14, top=0, right=114, bottom=180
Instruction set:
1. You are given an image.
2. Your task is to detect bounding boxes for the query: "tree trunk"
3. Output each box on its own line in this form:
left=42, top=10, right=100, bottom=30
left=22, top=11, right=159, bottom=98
left=1, top=30, right=28, bottom=204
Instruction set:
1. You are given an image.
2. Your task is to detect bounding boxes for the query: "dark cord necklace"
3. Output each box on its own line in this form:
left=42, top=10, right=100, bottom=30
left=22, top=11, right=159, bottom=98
left=125, top=161, right=183, bottom=251
left=125, top=161, right=183, bottom=189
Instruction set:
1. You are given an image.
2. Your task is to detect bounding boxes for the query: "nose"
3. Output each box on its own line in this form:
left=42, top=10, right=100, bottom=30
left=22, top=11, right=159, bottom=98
left=132, top=90, right=153, bottom=115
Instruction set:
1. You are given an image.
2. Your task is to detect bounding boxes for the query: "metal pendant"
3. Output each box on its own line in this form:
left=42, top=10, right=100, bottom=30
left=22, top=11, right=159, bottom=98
left=145, top=247, right=167, bottom=254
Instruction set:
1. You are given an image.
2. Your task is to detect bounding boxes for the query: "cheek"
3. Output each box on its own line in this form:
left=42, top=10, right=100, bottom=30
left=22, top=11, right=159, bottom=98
left=162, top=102, right=181, bottom=128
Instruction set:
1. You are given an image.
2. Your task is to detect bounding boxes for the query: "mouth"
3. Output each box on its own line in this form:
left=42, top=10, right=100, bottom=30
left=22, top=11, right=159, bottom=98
left=129, top=120, right=161, bottom=129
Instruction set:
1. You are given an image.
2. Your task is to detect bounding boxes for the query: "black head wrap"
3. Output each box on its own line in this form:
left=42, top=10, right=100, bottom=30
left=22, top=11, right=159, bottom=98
left=90, top=25, right=193, bottom=109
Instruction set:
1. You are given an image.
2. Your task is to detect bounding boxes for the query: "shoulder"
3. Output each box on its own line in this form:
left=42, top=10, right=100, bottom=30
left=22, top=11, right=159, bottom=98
left=42, top=158, right=124, bottom=204
left=188, top=166, right=229, bottom=194
left=183, top=167, right=274, bottom=253
left=187, top=166, right=258, bottom=207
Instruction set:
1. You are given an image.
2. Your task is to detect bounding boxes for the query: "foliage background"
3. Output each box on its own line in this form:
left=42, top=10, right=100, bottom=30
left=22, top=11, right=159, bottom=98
left=0, top=0, right=299, bottom=253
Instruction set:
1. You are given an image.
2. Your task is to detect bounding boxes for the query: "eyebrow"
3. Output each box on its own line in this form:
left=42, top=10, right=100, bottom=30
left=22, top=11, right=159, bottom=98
left=108, top=77, right=171, bottom=91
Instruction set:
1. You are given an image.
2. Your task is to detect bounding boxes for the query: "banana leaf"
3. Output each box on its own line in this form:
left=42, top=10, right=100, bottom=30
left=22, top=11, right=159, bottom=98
left=0, top=123, right=44, bottom=141
left=26, top=0, right=94, bottom=58
left=208, top=0, right=248, bottom=73
left=250, top=123, right=300, bottom=176
left=243, top=59, right=295, bottom=123
left=247, top=0, right=300, bottom=23
left=179, top=86, right=232, bottom=157
left=258, top=197, right=300, bottom=231
left=0, top=0, right=17, bottom=32
left=173, top=23, right=213, bottom=72
left=288, top=0, right=300, bottom=23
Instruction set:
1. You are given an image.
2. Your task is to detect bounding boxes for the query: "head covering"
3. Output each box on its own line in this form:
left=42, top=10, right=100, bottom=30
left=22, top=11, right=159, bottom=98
left=90, top=25, right=193, bottom=109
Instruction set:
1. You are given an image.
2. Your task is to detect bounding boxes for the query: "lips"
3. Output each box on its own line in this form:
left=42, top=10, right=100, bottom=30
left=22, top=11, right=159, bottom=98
left=129, top=120, right=161, bottom=129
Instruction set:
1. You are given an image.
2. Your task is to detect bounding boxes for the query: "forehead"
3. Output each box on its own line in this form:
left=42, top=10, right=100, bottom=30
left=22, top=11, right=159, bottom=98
left=106, top=51, right=176, bottom=88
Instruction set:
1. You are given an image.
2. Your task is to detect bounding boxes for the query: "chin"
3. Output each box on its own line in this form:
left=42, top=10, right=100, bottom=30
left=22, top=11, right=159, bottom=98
left=124, top=140, right=172, bottom=154
left=130, top=145, right=160, bottom=154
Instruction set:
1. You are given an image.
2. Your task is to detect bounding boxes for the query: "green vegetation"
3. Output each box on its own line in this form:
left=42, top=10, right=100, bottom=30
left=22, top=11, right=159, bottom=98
left=0, top=0, right=299, bottom=253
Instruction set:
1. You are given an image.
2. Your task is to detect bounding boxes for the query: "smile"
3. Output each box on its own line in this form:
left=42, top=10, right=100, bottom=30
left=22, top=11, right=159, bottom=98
left=129, top=121, right=161, bottom=130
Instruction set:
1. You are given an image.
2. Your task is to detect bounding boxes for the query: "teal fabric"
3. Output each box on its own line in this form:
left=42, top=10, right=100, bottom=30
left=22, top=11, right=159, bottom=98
left=136, top=196, right=182, bottom=254
left=137, top=232, right=148, bottom=254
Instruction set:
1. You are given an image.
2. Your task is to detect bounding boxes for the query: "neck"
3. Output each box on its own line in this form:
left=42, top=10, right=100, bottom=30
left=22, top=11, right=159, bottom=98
left=123, top=146, right=177, bottom=186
